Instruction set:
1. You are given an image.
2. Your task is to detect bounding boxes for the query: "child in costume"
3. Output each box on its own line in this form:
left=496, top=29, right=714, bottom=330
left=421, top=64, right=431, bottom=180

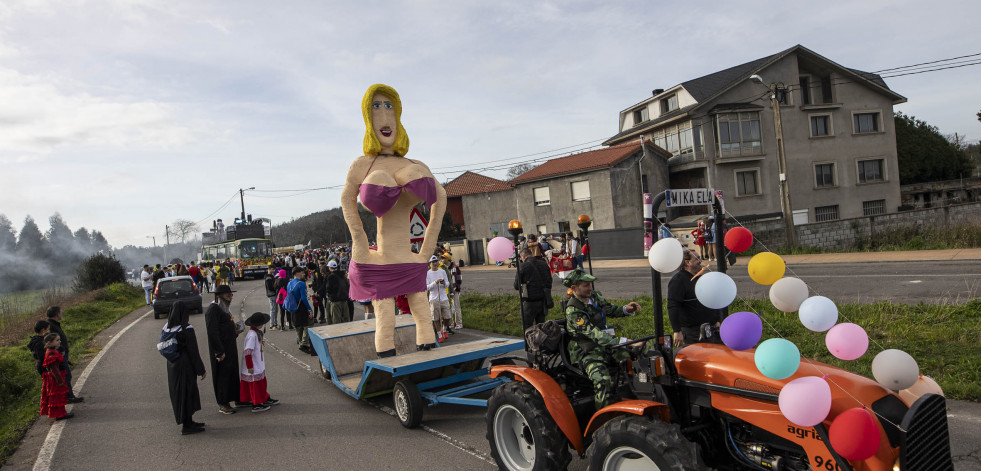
left=40, top=333, right=72, bottom=420
left=240, top=312, right=279, bottom=413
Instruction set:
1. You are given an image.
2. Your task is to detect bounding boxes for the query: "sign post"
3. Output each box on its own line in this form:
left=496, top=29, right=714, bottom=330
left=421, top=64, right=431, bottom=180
left=409, top=208, right=428, bottom=243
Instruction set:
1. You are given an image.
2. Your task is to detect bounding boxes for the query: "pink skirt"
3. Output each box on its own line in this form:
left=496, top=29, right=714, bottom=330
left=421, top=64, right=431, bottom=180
left=348, top=261, right=427, bottom=300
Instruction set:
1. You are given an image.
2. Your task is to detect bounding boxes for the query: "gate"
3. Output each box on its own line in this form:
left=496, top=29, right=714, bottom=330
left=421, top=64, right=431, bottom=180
left=467, top=239, right=486, bottom=266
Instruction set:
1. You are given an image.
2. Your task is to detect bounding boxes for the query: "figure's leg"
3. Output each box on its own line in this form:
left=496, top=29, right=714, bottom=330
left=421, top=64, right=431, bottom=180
left=373, top=298, right=396, bottom=355
left=583, top=358, right=613, bottom=409
left=406, top=291, right=436, bottom=348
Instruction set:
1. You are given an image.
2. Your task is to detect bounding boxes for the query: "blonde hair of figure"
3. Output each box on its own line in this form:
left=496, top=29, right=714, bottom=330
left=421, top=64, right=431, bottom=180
left=362, top=84, right=410, bottom=157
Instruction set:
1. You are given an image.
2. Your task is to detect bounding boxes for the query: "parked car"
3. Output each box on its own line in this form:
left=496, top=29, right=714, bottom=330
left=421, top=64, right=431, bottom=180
left=153, top=276, right=203, bottom=319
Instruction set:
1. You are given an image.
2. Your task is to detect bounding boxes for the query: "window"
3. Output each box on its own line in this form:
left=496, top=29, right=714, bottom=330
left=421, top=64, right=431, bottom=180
left=776, top=87, right=789, bottom=105
left=815, top=205, right=839, bottom=222
left=632, top=108, right=648, bottom=125
left=571, top=181, right=590, bottom=201
left=558, top=221, right=571, bottom=233
left=661, top=95, right=678, bottom=114
left=863, top=200, right=886, bottom=216
left=533, top=186, right=550, bottom=206
left=536, top=224, right=547, bottom=235
left=692, top=124, right=703, bottom=153
left=641, top=174, right=649, bottom=193
left=854, top=112, right=880, bottom=133
left=735, top=169, right=760, bottom=196
left=820, top=77, right=833, bottom=103
left=799, top=76, right=811, bottom=105
left=716, top=112, right=762, bottom=157
left=815, top=163, right=835, bottom=188
left=810, top=115, right=831, bottom=137
left=858, top=159, right=884, bottom=183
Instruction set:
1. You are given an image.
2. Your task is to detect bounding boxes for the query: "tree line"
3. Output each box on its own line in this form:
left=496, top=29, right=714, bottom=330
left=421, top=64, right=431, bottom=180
left=270, top=204, right=465, bottom=249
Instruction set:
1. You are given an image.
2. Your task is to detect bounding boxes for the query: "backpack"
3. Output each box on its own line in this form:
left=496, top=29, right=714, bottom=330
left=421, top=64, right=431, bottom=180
left=524, top=320, right=565, bottom=356
left=157, top=327, right=182, bottom=362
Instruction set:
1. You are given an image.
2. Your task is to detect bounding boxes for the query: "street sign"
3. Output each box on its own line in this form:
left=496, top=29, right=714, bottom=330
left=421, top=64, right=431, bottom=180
left=664, top=188, right=714, bottom=207
left=409, top=208, right=428, bottom=242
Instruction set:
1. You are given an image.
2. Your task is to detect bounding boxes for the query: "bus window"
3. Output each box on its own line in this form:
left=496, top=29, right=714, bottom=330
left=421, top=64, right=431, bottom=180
left=239, top=240, right=271, bottom=258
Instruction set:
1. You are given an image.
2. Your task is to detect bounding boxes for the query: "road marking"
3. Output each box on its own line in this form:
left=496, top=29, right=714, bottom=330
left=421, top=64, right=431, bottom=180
left=33, top=309, right=152, bottom=471
left=265, top=331, right=496, bottom=466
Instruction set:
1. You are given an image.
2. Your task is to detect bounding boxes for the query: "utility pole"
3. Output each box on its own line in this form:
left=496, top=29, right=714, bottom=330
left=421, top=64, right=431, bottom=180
left=164, top=225, right=170, bottom=264
left=240, top=187, right=255, bottom=223
left=769, top=82, right=797, bottom=248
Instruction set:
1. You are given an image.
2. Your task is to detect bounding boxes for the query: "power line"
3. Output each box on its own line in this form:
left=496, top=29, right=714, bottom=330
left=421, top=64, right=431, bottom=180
left=193, top=191, right=240, bottom=226
left=871, top=52, right=981, bottom=74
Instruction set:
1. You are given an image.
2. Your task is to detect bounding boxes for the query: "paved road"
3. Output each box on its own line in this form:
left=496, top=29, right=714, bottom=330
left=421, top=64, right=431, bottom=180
left=7, top=278, right=979, bottom=470
left=462, top=260, right=981, bottom=305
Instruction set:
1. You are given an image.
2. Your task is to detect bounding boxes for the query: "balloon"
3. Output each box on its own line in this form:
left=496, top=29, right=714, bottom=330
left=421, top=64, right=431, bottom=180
left=724, top=227, right=754, bottom=252
left=798, top=296, right=838, bottom=332
left=825, top=323, right=868, bottom=360
left=486, top=237, right=515, bottom=263
left=754, top=338, right=800, bottom=380
left=720, top=311, right=762, bottom=350
left=778, top=376, right=832, bottom=427
left=747, top=252, right=785, bottom=285
left=694, top=272, right=737, bottom=309
left=872, top=349, right=920, bottom=390
left=768, top=277, right=809, bottom=312
left=898, top=375, right=945, bottom=407
left=648, top=237, right=684, bottom=272
left=829, top=408, right=881, bottom=461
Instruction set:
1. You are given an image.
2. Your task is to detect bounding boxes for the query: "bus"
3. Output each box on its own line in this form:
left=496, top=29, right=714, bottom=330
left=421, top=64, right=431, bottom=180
left=199, top=238, right=273, bottom=279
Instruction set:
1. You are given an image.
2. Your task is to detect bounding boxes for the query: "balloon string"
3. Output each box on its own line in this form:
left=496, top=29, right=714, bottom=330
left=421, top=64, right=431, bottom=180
left=721, top=210, right=907, bottom=433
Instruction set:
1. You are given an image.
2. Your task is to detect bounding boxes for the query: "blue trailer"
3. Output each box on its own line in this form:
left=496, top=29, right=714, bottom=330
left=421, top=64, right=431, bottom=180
left=308, top=317, right=525, bottom=428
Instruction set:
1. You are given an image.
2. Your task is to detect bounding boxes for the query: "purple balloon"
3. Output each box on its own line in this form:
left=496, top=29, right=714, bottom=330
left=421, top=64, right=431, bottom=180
left=720, top=311, right=763, bottom=350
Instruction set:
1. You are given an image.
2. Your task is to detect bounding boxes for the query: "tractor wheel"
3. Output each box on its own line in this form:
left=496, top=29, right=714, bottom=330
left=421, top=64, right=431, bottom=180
left=393, top=380, right=424, bottom=428
left=486, top=382, right=571, bottom=471
left=587, top=416, right=706, bottom=471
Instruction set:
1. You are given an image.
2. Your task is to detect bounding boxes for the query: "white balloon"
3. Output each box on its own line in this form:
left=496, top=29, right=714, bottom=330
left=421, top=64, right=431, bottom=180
left=798, top=296, right=838, bottom=332
left=648, top=238, right=684, bottom=272
left=872, top=349, right=920, bottom=391
left=694, top=272, right=737, bottom=309
left=769, top=277, right=809, bottom=312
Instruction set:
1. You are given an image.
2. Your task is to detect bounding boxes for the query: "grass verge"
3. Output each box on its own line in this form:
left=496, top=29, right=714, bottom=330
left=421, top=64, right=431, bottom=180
left=461, top=293, right=981, bottom=402
left=740, top=221, right=981, bottom=255
left=0, top=283, right=144, bottom=464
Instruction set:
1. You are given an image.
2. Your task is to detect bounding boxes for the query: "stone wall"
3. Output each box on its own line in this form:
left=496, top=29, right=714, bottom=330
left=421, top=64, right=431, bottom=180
left=740, top=201, right=981, bottom=250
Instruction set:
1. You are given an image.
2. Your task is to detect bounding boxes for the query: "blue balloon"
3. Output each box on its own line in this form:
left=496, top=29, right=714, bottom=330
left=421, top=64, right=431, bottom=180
left=754, top=338, right=801, bottom=380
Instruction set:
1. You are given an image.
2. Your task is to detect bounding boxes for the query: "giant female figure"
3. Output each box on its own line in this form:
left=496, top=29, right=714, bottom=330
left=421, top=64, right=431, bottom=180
left=341, top=84, right=446, bottom=357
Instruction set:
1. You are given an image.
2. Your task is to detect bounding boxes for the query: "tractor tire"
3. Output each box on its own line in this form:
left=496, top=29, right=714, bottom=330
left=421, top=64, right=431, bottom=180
left=587, top=416, right=707, bottom=471
left=393, top=380, right=424, bottom=428
left=486, top=381, right=571, bottom=471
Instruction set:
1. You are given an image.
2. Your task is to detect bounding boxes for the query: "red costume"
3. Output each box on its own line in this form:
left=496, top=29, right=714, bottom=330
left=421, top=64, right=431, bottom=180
left=692, top=225, right=706, bottom=246
left=40, top=349, right=69, bottom=419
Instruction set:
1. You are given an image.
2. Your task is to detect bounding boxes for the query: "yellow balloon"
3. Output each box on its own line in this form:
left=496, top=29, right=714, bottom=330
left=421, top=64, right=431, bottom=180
left=748, top=252, right=786, bottom=285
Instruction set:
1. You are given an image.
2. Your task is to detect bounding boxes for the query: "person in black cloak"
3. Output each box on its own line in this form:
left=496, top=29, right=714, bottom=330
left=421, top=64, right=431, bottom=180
left=205, top=285, right=245, bottom=414
left=164, top=301, right=206, bottom=435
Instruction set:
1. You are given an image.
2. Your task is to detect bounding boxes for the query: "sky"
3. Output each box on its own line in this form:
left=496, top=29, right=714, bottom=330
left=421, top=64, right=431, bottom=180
left=1, top=0, right=979, bottom=248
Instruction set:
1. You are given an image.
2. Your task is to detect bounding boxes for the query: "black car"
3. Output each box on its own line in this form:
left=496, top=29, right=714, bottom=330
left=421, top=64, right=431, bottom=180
left=153, top=276, right=204, bottom=319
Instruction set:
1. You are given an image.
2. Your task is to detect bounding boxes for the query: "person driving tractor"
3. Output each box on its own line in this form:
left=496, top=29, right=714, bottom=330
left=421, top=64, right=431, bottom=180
left=563, top=268, right=640, bottom=410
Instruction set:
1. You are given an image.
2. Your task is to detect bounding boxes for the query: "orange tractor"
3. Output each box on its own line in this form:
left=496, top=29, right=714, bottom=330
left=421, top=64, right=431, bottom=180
left=485, top=203, right=953, bottom=470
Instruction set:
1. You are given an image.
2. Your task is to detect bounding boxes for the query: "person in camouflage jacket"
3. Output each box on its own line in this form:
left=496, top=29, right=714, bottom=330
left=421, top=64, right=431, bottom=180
left=563, top=268, right=640, bottom=409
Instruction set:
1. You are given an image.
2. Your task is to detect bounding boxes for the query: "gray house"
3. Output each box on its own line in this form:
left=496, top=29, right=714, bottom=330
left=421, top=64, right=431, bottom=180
left=509, top=141, right=671, bottom=234
left=605, top=44, right=907, bottom=224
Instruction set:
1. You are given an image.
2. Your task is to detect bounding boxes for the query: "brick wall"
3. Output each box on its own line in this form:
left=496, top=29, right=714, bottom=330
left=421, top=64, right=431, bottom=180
left=740, top=201, right=981, bottom=250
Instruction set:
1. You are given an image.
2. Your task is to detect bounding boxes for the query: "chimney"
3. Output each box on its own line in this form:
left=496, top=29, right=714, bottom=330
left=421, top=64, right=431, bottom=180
left=652, top=88, right=665, bottom=96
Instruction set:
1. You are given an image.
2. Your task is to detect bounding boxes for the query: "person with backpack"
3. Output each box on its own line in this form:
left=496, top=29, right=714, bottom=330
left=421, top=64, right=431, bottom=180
left=27, top=320, right=51, bottom=376
left=216, top=262, right=230, bottom=287
left=162, top=302, right=207, bottom=435
left=284, top=267, right=314, bottom=355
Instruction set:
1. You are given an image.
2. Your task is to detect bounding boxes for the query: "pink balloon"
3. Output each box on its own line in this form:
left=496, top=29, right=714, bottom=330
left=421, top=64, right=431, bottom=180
left=487, top=237, right=515, bottom=263
left=778, top=376, right=831, bottom=427
left=898, top=375, right=945, bottom=407
left=825, top=323, right=869, bottom=361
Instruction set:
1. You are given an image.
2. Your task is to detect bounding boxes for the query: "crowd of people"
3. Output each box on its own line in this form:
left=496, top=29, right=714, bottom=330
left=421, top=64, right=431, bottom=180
left=139, top=260, right=240, bottom=305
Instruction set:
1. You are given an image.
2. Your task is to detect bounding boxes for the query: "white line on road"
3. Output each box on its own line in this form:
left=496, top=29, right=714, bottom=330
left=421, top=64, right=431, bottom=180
left=33, top=309, right=152, bottom=471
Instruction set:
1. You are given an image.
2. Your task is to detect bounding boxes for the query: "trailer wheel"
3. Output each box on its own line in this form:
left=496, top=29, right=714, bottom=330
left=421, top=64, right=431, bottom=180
left=318, top=361, right=331, bottom=380
left=393, top=380, right=424, bottom=428
left=486, top=382, right=571, bottom=471
left=587, top=416, right=705, bottom=471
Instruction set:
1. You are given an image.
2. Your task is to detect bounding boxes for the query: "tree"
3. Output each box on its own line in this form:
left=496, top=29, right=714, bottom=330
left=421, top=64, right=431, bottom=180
left=16, top=216, right=48, bottom=259
left=90, top=230, right=111, bottom=253
left=505, top=163, right=536, bottom=181
left=47, top=213, right=78, bottom=264
left=168, top=219, right=200, bottom=244
left=74, top=252, right=126, bottom=292
left=73, top=227, right=92, bottom=253
left=0, top=214, right=16, bottom=252
left=894, top=112, right=973, bottom=184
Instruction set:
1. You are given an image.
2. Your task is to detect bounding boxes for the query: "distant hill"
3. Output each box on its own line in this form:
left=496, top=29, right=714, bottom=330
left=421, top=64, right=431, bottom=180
left=270, top=207, right=376, bottom=248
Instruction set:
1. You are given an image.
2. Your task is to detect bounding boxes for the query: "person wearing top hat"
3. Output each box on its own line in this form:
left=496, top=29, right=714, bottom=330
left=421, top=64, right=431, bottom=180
left=205, top=285, right=246, bottom=414
left=563, top=268, right=640, bottom=410
left=239, top=312, right=279, bottom=413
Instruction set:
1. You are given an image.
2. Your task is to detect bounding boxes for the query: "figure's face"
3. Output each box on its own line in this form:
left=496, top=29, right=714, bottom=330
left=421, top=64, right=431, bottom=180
left=572, top=281, right=592, bottom=299
left=371, top=93, right=397, bottom=152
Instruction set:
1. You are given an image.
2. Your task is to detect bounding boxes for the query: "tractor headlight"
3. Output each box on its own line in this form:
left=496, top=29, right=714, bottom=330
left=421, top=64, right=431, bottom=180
left=893, top=457, right=901, bottom=471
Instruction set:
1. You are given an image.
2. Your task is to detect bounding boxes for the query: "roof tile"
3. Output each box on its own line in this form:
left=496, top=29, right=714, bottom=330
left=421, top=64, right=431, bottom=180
left=510, top=141, right=647, bottom=184
left=444, top=171, right=513, bottom=197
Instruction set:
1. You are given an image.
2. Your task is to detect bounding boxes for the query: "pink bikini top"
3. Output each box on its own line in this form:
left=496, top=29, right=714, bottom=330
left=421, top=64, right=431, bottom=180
left=358, top=157, right=437, bottom=217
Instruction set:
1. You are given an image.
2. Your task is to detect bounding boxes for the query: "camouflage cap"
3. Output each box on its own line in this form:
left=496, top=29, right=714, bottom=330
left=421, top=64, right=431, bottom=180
left=562, top=268, right=596, bottom=287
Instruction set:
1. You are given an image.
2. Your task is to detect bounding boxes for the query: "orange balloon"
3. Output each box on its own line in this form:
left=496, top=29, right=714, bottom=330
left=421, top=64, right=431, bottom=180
left=898, top=375, right=944, bottom=407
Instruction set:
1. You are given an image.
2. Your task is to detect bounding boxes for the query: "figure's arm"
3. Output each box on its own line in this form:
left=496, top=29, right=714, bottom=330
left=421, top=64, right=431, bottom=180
left=205, top=309, right=224, bottom=358
left=417, top=164, right=446, bottom=263
left=185, top=329, right=206, bottom=376
left=341, top=158, right=371, bottom=261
